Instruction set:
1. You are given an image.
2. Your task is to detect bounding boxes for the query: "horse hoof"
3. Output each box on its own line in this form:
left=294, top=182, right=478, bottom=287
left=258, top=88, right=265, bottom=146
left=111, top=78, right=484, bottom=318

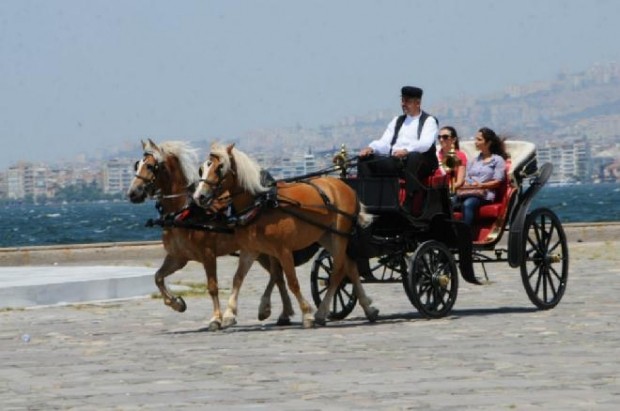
left=366, top=307, right=380, bottom=323
left=222, top=317, right=237, bottom=329
left=258, top=310, right=271, bottom=321
left=258, top=302, right=272, bottom=321
left=208, top=321, right=222, bottom=332
left=302, top=318, right=315, bottom=329
left=276, top=317, right=292, bottom=326
left=314, top=316, right=326, bottom=327
left=166, top=297, right=187, bottom=313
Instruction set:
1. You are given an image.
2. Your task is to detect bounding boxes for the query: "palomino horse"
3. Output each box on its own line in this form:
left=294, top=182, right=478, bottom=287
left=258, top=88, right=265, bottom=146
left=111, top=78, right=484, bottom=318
left=193, top=143, right=379, bottom=328
left=127, top=139, right=294, bottom=330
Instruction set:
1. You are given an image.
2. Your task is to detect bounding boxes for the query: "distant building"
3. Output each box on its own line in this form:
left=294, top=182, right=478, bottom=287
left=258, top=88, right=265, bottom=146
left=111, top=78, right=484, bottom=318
left=0, top=171, right=6, bottom=199
left=537, top=139, right=592, bottom=184
left=266, top=150, right=322, bottom=180
left=6, top=162, right=50, bottom=200
left=102, top=158, right=134, bottom=194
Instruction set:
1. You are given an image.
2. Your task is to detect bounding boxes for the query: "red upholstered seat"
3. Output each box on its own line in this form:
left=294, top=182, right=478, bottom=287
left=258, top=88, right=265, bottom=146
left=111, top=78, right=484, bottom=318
left=453, top=159, right=514, bottom=243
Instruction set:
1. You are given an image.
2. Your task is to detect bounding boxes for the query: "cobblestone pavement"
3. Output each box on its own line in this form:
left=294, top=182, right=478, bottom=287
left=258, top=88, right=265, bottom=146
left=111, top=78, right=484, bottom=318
left=1, top=240, right=619, bottom=410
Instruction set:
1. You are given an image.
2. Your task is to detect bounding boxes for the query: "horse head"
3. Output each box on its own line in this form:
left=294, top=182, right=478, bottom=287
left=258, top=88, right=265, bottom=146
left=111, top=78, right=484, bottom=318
left=127, top=138, right=166, bottom=203
left=127, top=139, right=199, bottom=205
left=193, top=143, right=237, bottom=208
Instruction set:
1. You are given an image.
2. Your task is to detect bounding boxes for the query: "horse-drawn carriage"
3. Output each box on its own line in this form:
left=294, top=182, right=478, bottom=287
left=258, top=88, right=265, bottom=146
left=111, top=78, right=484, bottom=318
left=310, top=140, right=568, bottom=320
left=130, top=138, right=568, bottom=329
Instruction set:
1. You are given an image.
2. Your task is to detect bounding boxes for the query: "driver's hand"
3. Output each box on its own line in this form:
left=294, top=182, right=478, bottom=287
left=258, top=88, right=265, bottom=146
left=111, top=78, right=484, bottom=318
left=360, top=147, right=374, bottom=157
left=392, top=149, right=408, bottom=159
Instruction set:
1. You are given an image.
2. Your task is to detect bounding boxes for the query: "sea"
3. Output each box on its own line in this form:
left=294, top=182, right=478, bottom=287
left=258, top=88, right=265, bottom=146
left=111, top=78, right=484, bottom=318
left=1, top=182, right=619, bottom=248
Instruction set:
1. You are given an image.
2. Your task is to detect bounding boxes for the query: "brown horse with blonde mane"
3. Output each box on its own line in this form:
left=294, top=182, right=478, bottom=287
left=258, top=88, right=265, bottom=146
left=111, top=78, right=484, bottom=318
left=127, top=139, right=294, bottom=330
left=193, top=143, right=380, bottom=328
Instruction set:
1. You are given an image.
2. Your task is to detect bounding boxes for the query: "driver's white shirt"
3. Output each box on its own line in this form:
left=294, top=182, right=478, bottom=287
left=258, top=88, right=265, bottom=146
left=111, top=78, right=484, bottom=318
left=368, top=113, right=438, bottom=155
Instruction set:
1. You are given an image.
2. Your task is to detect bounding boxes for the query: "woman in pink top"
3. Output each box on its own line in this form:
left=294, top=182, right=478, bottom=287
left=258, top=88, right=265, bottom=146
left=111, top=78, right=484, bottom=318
left=435, top=126, right=468, bottom=191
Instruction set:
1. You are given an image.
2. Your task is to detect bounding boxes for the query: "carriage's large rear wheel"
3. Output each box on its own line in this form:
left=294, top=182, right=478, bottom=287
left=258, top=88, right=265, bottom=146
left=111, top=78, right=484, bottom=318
left=520, top=207, right=569, bottom=309
left=404, top=240, right=458, bottom=318
left=310, top=249, right=357, bottom=320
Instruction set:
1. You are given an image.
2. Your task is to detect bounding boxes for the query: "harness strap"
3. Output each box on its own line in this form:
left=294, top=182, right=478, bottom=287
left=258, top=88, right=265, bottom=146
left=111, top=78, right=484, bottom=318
left=276, top=206, right=354, bottom=237
left=290, top=180, right=358, bottom=222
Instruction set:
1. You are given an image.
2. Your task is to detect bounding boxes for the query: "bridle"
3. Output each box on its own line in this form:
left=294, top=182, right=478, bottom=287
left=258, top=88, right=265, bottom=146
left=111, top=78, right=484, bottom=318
left=197, top=153, right=238, bottom=205
left=134, top=152, right=188, bottom=200
left=133, top=152, right=161, bottom=197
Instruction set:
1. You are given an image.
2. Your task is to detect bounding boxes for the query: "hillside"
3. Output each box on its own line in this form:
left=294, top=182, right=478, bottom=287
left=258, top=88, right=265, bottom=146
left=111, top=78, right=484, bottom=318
left=238, top=62, right=620, bottom=155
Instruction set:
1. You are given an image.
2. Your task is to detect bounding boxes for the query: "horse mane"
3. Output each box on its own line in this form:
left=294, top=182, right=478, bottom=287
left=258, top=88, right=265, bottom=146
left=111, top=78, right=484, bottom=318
left=146, top=140, right=200, bottom=185
left=210, top=143, right=268, bottom=194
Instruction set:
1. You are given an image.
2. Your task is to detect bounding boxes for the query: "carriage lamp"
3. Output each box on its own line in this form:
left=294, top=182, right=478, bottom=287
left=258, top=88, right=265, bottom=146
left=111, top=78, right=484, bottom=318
left=332, top=144, right=349, bottom=178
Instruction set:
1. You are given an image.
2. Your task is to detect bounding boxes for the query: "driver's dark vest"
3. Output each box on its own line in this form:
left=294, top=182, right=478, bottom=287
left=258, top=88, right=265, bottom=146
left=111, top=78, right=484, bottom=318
left=390, top=111, right=439, bottom=166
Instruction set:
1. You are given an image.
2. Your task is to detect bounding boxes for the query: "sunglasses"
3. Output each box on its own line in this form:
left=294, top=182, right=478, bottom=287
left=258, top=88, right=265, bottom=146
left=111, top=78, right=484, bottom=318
left=438, top=134, right=452, bottom=140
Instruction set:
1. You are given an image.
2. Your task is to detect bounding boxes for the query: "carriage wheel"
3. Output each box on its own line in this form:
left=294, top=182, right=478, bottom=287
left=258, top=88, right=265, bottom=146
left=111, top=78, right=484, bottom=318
left=404, top=240, right=458, bottom=318
left=310, top=249, right=357, bottom=320
left=520, top=208, right=569, bottom=309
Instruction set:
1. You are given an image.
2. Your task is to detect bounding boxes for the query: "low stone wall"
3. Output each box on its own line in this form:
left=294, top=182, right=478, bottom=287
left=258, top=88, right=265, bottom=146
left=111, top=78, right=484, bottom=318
left=1, top=222, right=618, bottom=267
left=0, top=242, right=165, bottom=267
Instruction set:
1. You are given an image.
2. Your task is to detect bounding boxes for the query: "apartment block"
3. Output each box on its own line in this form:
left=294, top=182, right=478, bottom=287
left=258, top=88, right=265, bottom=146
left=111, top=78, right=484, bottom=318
left=6, top=162, right=49, bottom=200
left=537, top=139, right=592, bottom=184
left=102, top=158, right=135, bottom=194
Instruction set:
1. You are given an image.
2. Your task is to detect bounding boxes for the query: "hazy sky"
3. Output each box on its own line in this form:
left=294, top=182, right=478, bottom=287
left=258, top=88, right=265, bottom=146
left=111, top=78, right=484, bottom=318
left=1, top=0, right=619, bottom=169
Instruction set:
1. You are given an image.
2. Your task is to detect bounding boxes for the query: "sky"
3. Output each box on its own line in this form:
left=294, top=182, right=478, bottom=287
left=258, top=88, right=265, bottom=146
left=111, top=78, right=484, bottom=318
left=1, top=0, right=620, bottom=169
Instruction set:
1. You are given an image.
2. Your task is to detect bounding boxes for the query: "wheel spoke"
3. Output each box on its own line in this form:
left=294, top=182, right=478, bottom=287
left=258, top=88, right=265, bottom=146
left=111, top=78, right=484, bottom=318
left=548, top=264, right=563, bottom=283
left=532, top=221, right=543, bottom=250
left=532, top=264, right=543, bottom=295
left=547, top=237, right=562, bottom=254
left=545, top=267, right=558, bottom=297
left=318, top=284, right=328, bottom=298
left=545, top=222, right=556, bottom=251
left=526, top=234, right=542, bottom=256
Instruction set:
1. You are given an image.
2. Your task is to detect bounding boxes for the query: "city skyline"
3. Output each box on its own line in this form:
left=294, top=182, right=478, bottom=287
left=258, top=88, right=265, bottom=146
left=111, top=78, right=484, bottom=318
left=2, top=1, right=620, bottom=170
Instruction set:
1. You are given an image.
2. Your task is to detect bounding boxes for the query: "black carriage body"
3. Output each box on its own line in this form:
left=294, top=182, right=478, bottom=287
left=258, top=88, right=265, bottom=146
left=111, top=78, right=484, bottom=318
left=344, top=175, right=478, bottom=283
left=309, top=140, right=569, bottom=320
left=345, top=176, right=455, bottom=253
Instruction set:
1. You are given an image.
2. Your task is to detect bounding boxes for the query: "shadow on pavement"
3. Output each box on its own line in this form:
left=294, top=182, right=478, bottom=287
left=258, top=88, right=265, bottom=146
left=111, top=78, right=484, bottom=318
left=163, top=305, right=537, bottom=335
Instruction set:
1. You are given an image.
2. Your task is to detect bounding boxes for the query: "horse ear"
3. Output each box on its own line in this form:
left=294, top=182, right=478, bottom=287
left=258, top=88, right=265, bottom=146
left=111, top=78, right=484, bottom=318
left=148, top=138, right=161, bottom=153
left=226, top=143, right=235, bottom=154
left=141, top=139, right=146, bottom=149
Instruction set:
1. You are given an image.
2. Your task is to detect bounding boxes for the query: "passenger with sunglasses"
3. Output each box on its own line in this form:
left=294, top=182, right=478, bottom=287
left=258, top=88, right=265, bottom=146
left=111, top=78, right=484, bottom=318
left=357, top=86, right=439, bottom=210
left=435, top=126, right=468, bottom=192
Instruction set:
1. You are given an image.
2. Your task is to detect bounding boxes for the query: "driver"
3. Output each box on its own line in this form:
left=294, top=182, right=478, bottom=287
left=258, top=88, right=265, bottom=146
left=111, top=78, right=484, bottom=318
left=357, top=86, right=439, bottom=210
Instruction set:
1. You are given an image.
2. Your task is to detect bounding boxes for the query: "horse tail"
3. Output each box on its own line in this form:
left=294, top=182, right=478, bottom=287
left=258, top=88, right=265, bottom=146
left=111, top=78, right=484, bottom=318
left=357, top=202, right=374, bottom=228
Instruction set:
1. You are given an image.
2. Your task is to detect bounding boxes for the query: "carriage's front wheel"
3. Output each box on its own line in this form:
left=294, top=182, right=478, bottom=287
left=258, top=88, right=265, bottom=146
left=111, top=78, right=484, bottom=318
left=404, top=240, right=458, bottom=318
left=520, top=207, right=569, bottom=309
left=310, top=249, right=357, bottom=320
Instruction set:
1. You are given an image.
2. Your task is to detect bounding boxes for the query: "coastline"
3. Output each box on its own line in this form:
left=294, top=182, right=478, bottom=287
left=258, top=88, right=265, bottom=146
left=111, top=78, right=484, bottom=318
left=1, top=221, right=618, bottom=267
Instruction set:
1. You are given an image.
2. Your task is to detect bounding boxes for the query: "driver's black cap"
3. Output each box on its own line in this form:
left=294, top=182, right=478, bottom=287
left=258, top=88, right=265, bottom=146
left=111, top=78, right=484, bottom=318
left=401, top=86, right=423, bottom=99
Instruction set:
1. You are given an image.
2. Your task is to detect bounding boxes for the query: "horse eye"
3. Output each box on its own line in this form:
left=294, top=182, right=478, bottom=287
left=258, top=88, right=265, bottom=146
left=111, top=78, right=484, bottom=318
left=198, top=166, right=204, bottom=176
left=134, top=161, right=139, bottom=171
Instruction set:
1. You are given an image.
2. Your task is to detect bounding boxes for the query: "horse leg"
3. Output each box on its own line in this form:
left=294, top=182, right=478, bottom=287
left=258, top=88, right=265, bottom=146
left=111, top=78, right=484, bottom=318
left=202, top=255, right=224, bottom=331
left=222, top=250, right=258, bottom=328
left=279, top=253, right=314, bottom=329
left=256, top=254, right=294, bottom=325
left=314, top=254, right=347, bottom=326
left=155, top=254, right=188, bottom=312
left=346, top=258, right=379, bottom=322
left=273, top=257, right=295, bottom=326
